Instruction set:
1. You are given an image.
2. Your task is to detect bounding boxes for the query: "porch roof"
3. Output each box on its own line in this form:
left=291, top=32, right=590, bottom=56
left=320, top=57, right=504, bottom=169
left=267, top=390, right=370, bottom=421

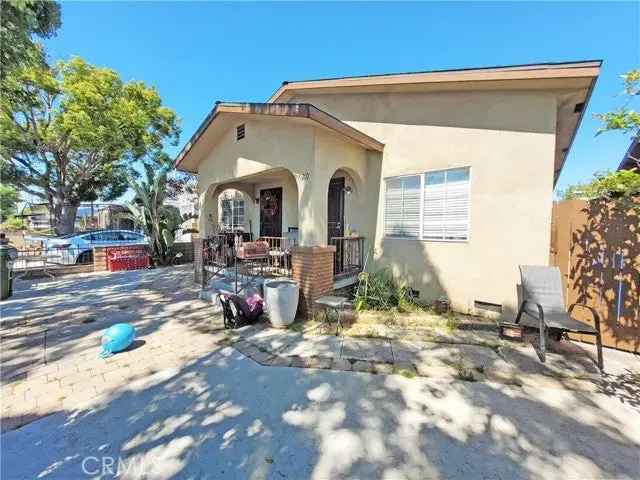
left=174, top=102, right=385, bottom=173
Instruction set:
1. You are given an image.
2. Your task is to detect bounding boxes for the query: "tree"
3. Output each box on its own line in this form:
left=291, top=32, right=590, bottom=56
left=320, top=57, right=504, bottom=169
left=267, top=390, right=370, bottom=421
left=559, top=170, right=640, bottom=201
left=126, top=164, right=195, bottom=266
left=0, top=57, right=180, bottom=234
left=595, top=69, right=640, bottom=169
left=0, top=184, right=19, bottom=221
left=0, top=0, right=61, bottom=76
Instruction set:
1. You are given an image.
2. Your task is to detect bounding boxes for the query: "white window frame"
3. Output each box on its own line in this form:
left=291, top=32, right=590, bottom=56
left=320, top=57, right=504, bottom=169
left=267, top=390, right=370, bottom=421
left=221, top=198, right=245, bottom=231
left=383, top=167, right=471, bottom=243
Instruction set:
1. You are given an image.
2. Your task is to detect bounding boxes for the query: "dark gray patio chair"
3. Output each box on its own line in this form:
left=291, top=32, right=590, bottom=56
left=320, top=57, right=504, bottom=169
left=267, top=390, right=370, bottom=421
left=515, top=265, right=603, bottom=371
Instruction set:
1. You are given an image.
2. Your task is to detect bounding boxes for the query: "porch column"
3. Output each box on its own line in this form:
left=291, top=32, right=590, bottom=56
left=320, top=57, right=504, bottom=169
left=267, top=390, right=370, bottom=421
left=296, top=173, right=329, bottom=247
left=291, top=245, right=336, bottom=317
left=198, top=185, right=220, bottom=238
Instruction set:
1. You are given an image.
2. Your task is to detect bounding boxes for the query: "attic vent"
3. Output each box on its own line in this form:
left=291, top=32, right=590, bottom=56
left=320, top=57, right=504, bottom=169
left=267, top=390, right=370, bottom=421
left=236, top=124, right=245, bottom=141
left=574, top=102, right=585, bottom=113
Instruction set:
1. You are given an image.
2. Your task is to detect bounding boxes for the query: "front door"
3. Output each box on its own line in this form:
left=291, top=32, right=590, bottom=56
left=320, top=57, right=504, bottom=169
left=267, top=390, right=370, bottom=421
left=328, top=177, right=345, bottom=273
left=328, top=177, right=345, bottom=240
left=260, top=187, right=282, bottom=237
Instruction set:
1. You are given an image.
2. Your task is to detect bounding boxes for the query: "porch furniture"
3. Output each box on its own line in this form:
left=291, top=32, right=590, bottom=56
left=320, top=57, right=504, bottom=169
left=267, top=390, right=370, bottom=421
left=314, top=295, right=348, bottom=330
left=264, top=279, right=299, bottom=328
left=515, top=265, right=603, bottom=371
left=236, top=240, right=270, bottom=261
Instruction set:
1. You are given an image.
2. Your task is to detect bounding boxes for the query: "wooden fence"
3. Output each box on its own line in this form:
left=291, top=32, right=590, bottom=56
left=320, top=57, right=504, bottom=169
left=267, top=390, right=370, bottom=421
left=550, top=199, right=639, bottom=353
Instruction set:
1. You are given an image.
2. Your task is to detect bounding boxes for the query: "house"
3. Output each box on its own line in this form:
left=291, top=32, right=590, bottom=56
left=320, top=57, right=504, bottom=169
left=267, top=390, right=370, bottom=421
left=175, top=61, right=600, bottom=317
left=618, top=135, right=639, bottom=171
left=24, top=203, right=135, bottom=232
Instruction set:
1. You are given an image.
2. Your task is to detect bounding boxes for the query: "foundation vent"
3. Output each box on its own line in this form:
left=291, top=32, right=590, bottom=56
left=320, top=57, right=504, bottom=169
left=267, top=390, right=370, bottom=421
left=474, top=300, right=503, bottom=314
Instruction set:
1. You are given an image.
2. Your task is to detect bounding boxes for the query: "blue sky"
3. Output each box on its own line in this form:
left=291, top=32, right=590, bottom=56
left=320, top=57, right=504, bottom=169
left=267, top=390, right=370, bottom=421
left=44, top=1, right=639, bottom=196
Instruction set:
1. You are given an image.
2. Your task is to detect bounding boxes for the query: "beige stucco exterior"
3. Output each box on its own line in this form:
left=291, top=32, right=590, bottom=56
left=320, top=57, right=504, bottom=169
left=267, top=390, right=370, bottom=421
left=181, top=63, right=598, bottom=318
left=284, top=90, right=559, bottom=315
left=196, top=115, right=377, bottom=247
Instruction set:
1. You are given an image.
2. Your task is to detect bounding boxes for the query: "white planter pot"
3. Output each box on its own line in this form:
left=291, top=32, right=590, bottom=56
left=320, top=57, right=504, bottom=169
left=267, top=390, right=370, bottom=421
left=264, top=279, right=299, bottom=328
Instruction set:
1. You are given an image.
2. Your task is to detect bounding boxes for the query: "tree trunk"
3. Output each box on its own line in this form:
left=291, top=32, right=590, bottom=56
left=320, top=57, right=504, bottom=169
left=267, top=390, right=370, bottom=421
left=54, top=203, right=79, bottom=235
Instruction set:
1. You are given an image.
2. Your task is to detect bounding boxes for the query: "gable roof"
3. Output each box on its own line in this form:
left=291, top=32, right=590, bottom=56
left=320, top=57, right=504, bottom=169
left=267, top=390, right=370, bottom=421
left=174, top=102, right=384, bottom=173
left=268, top=60, right=601, bottom=102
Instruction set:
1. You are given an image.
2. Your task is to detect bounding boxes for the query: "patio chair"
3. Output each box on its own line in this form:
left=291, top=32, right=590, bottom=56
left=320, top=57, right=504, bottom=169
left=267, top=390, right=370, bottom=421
left=515, top=265, right=603, bottom=371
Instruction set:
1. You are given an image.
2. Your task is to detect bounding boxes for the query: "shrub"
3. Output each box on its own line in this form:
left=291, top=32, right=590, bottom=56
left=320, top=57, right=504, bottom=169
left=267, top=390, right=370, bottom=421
left=354, top=269, right=422, bottom=312
left=0, top=216, right=25, bottom=230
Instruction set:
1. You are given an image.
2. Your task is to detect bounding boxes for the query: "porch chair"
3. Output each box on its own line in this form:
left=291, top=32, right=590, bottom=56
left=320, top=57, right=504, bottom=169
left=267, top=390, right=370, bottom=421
left=515, top=265, right=603, bottom=371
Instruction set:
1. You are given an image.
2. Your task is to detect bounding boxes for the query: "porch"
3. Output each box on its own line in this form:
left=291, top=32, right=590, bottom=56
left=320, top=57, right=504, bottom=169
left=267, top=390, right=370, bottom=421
left=184, top=103, right=383, bottom=313
left=199, top=175, right=367, bottom=298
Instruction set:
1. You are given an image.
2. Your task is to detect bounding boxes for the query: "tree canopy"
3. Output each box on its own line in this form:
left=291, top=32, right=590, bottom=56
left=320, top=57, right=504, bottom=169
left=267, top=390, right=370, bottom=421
left=0, top=0, right=61, bottom=76
left=595, top=70, right=640, bottom=139
left=0, top=57, right=180, bottom=234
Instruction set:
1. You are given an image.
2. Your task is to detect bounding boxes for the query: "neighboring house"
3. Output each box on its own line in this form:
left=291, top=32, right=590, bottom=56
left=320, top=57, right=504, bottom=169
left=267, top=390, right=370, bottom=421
left=175, top=61, right=600, bottom=316
left=618, top=135, right=639, bottom=171
left=24, top=203, right=135, bottom=232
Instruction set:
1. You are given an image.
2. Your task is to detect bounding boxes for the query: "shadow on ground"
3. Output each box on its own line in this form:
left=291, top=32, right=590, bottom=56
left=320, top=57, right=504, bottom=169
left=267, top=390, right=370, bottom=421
left=2, top=344, right=639, bottom=480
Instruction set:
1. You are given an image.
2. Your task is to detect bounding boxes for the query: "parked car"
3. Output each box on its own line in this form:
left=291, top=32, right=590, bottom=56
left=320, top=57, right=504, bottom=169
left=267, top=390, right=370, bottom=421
left=40, top=230, right=148, bottom=265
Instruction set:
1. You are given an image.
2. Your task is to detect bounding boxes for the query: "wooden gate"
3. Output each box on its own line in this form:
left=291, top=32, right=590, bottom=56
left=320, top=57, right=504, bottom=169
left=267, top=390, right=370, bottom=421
left=550, top=199, right=639, bottom=352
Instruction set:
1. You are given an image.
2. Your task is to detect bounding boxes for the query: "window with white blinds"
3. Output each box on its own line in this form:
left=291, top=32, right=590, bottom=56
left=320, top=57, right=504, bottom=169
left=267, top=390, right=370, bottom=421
left=384, top=176, right=421, bottom=238
left=384, top=167, right=470, bottom=241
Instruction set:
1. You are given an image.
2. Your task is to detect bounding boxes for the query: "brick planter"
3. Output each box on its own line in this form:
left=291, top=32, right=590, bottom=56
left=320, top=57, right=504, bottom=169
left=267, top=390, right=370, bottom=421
left=291, top=245, right=336, bottom=317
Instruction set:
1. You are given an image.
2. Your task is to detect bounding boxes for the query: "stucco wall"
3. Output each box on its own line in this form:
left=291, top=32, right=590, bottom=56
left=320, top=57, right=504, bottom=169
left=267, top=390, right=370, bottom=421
left=288, top=90, right=558, bottom=316
left=197, top=116, right=375, bottom=246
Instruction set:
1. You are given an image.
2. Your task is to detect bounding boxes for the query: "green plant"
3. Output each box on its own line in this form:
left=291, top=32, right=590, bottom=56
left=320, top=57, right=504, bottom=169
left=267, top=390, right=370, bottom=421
left=594, top=70, right=640, bottom=137
left=560, top=170, right=640, bottom=201
left=0, top=216, right=25, bottom=230
left=126, top=164, right=195, bottom=266
left=0, top=184, right=19, bottom=222
left=354, top=269, right=413, bottom=311
left=440, top=312, right=460, bottom=332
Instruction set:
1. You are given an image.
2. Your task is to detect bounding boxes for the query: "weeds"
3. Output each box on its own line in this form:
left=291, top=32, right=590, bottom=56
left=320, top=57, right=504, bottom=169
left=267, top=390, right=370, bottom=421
left=354, top=269, right=428, bottom=312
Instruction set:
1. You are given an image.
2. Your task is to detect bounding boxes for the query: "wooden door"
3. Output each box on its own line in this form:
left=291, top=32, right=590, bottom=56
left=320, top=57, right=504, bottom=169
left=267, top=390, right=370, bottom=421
left=259, top=188, right=282, bottom=237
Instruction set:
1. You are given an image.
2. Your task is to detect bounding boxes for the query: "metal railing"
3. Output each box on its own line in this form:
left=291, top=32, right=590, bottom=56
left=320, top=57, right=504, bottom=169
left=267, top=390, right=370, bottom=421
left=256, top=236, right=292, bottom=277
left=330, top=236, right=365, bottom=279
left=12, top=246, right=94, bottom=279
left=201, top=234, right=293, bottom=288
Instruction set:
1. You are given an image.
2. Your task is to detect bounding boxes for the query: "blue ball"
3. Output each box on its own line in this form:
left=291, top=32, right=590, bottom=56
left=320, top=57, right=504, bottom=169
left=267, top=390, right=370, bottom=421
left=100, top=323, right=135, bottom=358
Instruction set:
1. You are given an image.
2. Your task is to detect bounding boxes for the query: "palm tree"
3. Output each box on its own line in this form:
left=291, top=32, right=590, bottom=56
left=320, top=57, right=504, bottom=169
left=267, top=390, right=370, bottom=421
left=126, top=164, right=194, bottom=265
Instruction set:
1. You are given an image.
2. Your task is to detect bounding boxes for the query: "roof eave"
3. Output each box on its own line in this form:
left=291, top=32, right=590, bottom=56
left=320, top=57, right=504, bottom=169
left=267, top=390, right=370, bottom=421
left=268, top=61, right=602, bottom=103
left=174, top=102, right=384, bottom=172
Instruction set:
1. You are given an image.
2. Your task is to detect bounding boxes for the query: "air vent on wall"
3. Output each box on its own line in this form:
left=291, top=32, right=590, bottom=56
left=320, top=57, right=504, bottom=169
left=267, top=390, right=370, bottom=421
left=474, top=300, right=503, bottom=314
left=236, top=124, right=245, bottom=141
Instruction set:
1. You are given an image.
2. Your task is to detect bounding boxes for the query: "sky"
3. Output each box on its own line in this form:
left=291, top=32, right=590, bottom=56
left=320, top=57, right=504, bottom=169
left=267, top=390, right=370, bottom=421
left=43, top=1, right=640, bottom=197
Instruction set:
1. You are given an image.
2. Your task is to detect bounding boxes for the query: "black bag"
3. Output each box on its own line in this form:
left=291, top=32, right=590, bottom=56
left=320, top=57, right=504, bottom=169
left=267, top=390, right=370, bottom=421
left=219, top=294, right=262, bottom=329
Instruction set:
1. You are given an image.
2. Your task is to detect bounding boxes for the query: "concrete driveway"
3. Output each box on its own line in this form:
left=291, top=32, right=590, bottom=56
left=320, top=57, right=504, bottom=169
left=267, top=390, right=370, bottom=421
left=1, top=266, right=639, bottom=479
